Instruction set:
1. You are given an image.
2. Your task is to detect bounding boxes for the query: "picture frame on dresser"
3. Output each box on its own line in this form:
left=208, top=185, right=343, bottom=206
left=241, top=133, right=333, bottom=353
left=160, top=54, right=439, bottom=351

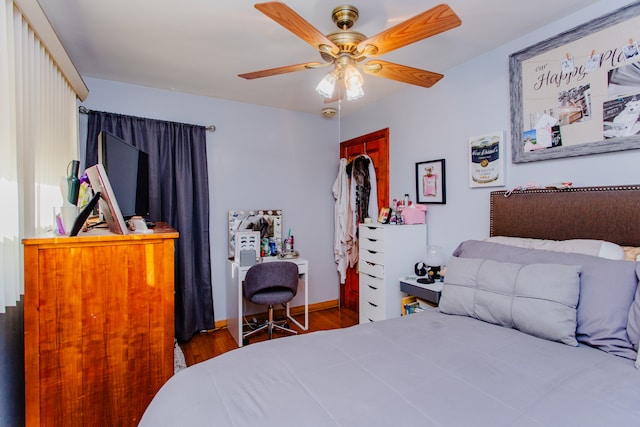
left=377, top=207, right=391, bottom=223
left=415, top=159, right=446, bottom=204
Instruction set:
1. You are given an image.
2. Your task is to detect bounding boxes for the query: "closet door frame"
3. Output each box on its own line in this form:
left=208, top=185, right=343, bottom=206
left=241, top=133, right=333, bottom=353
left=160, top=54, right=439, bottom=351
left=339, top=128, right=390, bottom=313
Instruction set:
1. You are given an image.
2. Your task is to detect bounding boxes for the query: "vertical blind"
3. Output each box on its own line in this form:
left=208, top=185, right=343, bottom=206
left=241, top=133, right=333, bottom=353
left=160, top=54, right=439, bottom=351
left=0, top=0, right=86, bottom=312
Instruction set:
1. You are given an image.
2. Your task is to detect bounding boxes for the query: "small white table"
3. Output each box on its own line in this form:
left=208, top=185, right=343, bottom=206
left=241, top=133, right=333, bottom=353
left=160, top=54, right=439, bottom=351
left=226, top=257, right=309, bottom=347
left=399, top=276, right=443, bottom=305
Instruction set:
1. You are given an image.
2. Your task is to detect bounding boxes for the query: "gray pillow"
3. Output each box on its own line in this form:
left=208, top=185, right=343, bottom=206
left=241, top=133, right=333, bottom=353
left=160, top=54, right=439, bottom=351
left=453, top=240, right=638, bottom=359
left=626, top=263, right=640, bottom=351
left=439, top=257, right=581, bottom=346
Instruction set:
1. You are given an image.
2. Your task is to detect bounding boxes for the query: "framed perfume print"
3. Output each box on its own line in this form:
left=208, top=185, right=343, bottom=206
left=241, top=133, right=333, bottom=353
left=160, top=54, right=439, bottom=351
left=415, top=159, right=446, bottom=204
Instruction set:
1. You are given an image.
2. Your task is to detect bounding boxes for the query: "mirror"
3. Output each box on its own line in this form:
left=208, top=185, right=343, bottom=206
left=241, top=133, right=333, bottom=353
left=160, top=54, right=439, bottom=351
left=228, top=210, right=282, bottom=259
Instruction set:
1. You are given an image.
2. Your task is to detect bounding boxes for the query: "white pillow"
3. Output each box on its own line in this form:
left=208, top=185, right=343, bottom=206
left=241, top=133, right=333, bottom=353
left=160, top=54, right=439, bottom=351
left=439, top=256, right=581, bottom=346
left=597, top=241, right=626, bottom=259
left=485, top=236, right=624, bottom=260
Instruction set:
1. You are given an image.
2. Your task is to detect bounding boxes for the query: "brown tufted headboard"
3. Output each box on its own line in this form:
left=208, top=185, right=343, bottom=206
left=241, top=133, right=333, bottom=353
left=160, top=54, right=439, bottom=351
left=490, top=185, right=640, bottom=247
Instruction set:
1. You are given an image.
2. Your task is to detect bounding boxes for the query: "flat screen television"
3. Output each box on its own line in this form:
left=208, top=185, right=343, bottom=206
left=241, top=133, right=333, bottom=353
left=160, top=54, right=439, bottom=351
left=98, top=130, right=150, bottom=219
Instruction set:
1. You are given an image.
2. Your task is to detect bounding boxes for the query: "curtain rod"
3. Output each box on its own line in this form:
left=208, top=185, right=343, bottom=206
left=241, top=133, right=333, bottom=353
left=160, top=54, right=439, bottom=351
left=78, top=106, right=216, bottom=132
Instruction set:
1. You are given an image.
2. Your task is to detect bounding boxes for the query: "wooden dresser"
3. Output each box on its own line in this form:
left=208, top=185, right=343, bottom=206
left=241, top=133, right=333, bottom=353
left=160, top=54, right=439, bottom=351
left=22, top=224, right=178, bottom=426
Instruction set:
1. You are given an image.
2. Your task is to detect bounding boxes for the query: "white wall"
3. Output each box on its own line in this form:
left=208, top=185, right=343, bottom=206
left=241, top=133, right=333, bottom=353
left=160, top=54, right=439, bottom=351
left=79, top=0, right=639, bottom=323
left=80, top=78, right=340, bottom=321
left=342, top=0, right=640, bottom=262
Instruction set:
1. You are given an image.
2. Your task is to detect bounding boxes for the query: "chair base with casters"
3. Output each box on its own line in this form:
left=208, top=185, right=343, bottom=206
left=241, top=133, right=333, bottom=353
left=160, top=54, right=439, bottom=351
left=241, top=261, right=299, bottom=345
left=242, top=304, right=297, bottom=345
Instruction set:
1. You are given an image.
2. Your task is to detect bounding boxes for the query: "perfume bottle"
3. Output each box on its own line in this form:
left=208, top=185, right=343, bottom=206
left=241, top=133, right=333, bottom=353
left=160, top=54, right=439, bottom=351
left=423, top=167, right=437, bottom=197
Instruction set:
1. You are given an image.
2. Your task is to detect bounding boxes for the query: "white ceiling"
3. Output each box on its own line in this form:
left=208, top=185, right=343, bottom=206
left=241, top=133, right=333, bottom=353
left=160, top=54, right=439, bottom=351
left=38, top=0, right=604, bottom=116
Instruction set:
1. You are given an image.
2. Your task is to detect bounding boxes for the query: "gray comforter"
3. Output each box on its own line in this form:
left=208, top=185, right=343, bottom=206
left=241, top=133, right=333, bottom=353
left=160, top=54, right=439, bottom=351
left=140, top=309, right=640, bottom=426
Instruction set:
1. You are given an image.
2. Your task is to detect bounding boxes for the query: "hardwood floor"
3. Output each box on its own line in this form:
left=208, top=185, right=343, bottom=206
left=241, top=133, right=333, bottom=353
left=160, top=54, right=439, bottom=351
left=180, top=306, right=359, bottom=366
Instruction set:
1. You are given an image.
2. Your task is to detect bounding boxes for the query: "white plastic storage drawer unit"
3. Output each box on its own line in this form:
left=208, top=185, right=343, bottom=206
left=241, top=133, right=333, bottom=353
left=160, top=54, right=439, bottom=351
left=358, top=223, right=426, bottom=323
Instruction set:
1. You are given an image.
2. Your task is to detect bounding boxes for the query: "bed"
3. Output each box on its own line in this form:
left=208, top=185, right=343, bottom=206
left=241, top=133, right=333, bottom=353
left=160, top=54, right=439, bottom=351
left=140, top=185, right=640, bottom=427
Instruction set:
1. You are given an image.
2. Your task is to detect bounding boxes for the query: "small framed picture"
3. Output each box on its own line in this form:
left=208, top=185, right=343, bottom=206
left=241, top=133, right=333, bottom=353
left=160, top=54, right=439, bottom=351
left=378, top=207, right=391, bottom=223
left=415, top=159, right=446, bottom=204
left=468, top=131, right=506, bottom=188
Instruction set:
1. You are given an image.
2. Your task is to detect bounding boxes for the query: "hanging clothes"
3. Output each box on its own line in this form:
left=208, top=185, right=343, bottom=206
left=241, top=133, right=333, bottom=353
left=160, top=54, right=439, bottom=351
left=332, top=158, right=348, bottom=284
left=348, top=154, right=379, bottom=231
left=345, top=154, right=379, bottom=268
left=351, top=155, right=371, bottom=227
left=365, top=155, right=379, bottom=221
left=345, top=195, right=358, bottom=268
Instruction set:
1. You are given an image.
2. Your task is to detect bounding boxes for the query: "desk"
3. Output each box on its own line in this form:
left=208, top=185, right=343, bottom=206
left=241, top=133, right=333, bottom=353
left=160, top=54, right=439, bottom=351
left=226, top=257, right=309, bottom=347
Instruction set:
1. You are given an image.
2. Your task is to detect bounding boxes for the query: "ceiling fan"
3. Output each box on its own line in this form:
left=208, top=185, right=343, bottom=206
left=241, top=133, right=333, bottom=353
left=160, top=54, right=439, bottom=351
left=238, top=2, right=462, bottom=101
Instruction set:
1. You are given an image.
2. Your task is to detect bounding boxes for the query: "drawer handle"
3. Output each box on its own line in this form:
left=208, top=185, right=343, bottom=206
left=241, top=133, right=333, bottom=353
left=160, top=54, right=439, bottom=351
left=367, top=250, right=378, bottom=255
left=368, top=302, right=378, bottom=307
left=365, top=262, right=375, bottom=266
left=368, top=318, right=374, bottom=322
left=366, top=238, right=378, bottom=243
left=368, top=285, right=378, bottom=290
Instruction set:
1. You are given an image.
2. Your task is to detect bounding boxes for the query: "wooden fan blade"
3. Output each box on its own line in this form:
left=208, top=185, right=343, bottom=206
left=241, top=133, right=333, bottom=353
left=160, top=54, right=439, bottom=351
left=255, top=2, right=340, bottom=56
left=357, top=4, right=461, bottom=57
left=362, top=60, right=443, bottom=88
left=238, top=62, right=323, bottom=79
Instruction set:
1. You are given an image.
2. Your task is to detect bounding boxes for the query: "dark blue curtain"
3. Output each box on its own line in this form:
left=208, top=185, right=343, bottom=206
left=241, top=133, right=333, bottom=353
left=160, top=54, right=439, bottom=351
left=85, top=110, right=213, bottom=341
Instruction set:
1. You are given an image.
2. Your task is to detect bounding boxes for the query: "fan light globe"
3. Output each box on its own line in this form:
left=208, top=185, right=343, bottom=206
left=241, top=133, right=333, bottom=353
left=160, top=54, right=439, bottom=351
left=346, top=85, right=364, bottom=100
left=315, top=73, right=336, bottom=98
left=344, top=65, right=364, bottom=100
left=344, top=66, right=363, bottom=90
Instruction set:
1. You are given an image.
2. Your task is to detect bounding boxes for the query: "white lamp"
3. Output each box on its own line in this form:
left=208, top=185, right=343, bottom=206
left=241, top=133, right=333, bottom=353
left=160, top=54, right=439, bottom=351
left=425, top=245, right=445, bottom=280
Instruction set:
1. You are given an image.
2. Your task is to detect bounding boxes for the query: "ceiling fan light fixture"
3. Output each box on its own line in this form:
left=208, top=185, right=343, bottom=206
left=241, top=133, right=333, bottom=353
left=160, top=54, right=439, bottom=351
left=242, top=3, right=462, bottom=102
left=346, top=84, right=364, bottom=101
left=344, top=65, right=364, bottom=91
left=343, top=65, right=364, bottom=100
left=316, top=72, right=337, bottom=98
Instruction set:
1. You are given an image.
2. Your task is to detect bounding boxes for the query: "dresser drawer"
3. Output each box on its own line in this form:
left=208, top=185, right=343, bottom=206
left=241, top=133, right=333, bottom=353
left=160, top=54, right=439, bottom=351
left=359, top=224, right=385, bottom=241
left=360, top=274, right=384, bottom=302
left=359, top=235, right=385, bottom=252
left=360, top=260, right=384, bottom=279
left=359, top=300, right=385, bottom=323
left=362, top=292, right=384, bottom=313
left=359, top=248, right=384, bottom=265
left=360, top=274, right=384, bottom=294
